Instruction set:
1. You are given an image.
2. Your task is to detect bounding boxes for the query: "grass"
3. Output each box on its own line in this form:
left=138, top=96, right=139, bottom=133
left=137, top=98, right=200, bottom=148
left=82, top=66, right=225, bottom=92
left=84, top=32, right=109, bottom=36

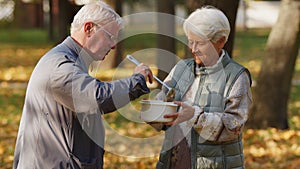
left=0, top=28, right=300, bottom=169
left=233, top=29, right=270, bottom=78
left=0, top=28, right=52, bottom=45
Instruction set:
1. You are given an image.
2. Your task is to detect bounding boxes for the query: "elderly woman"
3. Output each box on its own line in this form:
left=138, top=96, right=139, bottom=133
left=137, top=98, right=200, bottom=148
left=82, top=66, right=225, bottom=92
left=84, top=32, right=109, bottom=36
left=154, top=6, right=252, bottom=169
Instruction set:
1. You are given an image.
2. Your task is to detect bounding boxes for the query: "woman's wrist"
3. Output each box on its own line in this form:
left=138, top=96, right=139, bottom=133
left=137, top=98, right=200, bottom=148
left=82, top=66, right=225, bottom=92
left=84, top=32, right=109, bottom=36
left=193, top=106, right=203, bottom=116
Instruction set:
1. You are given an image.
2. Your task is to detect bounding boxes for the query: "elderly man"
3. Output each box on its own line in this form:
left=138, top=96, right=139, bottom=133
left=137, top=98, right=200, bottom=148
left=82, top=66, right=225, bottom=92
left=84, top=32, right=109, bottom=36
left=13, top=1, right=153, bottom=169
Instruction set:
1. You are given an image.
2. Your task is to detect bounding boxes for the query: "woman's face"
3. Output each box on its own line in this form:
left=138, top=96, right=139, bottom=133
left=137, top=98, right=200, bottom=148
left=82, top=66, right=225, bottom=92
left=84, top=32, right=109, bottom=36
left=84, top=22, right=119, bottom=61
left=187, top=31, right=223, bottom=67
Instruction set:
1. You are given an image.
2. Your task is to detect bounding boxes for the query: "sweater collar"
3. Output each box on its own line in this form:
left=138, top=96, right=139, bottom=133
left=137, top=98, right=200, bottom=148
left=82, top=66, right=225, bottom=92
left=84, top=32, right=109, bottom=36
left=63, top=36, right=95, bottom=72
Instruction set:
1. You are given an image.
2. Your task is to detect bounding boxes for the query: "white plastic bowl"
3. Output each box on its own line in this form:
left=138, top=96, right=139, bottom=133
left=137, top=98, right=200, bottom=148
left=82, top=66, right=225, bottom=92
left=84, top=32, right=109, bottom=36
left=140, top=100, right=178, bottom=122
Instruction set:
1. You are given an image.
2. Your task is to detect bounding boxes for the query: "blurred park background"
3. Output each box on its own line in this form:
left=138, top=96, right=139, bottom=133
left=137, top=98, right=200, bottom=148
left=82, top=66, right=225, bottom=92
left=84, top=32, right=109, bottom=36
left=0, top=0, right=299, bottom=168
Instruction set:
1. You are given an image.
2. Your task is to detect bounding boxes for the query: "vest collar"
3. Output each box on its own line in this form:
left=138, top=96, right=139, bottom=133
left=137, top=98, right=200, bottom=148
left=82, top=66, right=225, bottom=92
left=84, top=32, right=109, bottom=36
left=195, top=50, right=231, bottom=76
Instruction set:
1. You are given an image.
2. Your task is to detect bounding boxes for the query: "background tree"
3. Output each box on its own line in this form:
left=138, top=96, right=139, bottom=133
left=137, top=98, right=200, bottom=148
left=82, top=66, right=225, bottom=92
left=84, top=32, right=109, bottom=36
left=110, top=0, right=149, bottom=68
left=58, top=0, right=80, bottom=42
left=247, top=0, right=300, bottom=129
left=14, top=0, right=43, bottom=29
left=48, top=0, right=54, bottom=41
left=111, top=0, right=124, bottom=68
left=156, top=0, right=176, bottom=85
left=102, top=0, right=150, bottom=69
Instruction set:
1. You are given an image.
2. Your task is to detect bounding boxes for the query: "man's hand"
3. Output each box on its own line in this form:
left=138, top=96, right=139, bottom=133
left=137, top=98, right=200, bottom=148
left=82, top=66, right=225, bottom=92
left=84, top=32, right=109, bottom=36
left=163, top=101, right=195, bottom=126
left=134, top=63, right=153, bottom=84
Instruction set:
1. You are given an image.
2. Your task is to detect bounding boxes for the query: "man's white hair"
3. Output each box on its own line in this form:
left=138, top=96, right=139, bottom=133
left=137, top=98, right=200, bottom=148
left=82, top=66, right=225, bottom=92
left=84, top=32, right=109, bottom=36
left=70, top=1, right=124, bottom=35
left=183, top=6, right=230, bottom=43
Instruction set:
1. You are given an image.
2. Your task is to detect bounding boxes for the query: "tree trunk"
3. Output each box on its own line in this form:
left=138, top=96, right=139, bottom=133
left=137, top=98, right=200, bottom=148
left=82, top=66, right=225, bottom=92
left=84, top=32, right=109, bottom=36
left=58, top=0, right=68, bottom=42
left=48, top=0, right=55, bottom=41
left=247, top=0, right=300, bottom=129
left=215, top=0, right=239, bottom=56
left=112, top=0, right=123, bottom=68
left=156, top=0, right=176, bottom=87
left=185, top=0, right=240, bottom=57
left=58, top=0, right=80, bottom=42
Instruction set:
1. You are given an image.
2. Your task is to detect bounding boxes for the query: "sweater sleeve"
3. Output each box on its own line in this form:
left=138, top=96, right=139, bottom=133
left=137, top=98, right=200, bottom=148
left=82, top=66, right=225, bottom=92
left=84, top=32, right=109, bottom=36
left=97, top=73, right=150, bottom=113
left=51, top=56, right=150, bottom=114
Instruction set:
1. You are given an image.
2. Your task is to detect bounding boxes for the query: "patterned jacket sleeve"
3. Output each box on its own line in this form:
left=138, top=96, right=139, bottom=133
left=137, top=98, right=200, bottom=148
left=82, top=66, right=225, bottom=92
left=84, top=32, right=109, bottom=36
left=193, top=71, right=252, bottom=142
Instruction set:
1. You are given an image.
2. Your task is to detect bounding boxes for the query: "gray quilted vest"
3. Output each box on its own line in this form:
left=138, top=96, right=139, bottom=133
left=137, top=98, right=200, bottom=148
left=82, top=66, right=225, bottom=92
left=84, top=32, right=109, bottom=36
left=156, top=53, right=251, bottom=169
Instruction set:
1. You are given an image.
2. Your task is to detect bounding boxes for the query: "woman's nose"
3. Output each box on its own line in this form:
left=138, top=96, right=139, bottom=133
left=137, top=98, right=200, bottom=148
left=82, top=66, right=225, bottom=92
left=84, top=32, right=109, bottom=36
left=191, top=42, right=197, bottom=53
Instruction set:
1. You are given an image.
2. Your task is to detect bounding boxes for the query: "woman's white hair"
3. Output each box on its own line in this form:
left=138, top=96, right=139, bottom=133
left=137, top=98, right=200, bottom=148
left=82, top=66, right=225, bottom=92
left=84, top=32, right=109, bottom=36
left=183, top=6, right=230, bottom=43
left=70, top=1, right=124, bottom=35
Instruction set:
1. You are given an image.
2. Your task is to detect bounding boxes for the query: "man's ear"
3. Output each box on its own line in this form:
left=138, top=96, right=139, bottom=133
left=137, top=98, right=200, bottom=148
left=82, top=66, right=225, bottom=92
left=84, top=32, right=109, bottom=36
left=84, top=22, right=94, bottom=35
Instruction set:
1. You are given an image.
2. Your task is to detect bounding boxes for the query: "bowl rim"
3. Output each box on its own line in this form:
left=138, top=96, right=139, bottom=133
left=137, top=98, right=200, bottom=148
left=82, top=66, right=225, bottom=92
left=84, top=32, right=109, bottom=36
left=140, top=100, right=177, bottom=107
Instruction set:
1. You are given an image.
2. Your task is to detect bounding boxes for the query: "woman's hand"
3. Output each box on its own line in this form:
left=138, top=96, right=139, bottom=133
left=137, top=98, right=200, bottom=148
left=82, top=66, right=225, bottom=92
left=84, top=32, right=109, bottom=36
left=163, top=101, right=195, bottom=126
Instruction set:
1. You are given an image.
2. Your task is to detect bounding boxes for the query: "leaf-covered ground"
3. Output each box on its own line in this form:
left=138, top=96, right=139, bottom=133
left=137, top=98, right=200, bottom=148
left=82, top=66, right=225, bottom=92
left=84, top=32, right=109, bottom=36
left=1, top=90, right=299, bottom=169
left=1, top=112, right=300, bottom=169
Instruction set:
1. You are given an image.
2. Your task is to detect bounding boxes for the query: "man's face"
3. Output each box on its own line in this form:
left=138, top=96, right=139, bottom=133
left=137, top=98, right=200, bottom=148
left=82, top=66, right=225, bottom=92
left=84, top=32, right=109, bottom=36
left=84, top=22, right=119, bottom=61
left=187, top=31, right=220, bottom=67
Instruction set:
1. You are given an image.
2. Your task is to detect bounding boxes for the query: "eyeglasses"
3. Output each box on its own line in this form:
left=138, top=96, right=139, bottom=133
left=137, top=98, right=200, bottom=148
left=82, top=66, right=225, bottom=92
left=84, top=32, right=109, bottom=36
left=101, top=28, right=118, bottom=44
left=95, top=24, right=118, bottom=44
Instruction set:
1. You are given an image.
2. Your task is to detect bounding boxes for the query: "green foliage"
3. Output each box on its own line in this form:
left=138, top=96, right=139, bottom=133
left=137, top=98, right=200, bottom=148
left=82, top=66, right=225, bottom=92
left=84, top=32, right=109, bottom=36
left=0, top=28, right=52, bottom=45
left=122, top=33, right=186, bottom=58
left=234, top=29, right=270, bottom=60
left=233, top=29, right=271, bottom=79
left=123, top=33, right=157, bottom=50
